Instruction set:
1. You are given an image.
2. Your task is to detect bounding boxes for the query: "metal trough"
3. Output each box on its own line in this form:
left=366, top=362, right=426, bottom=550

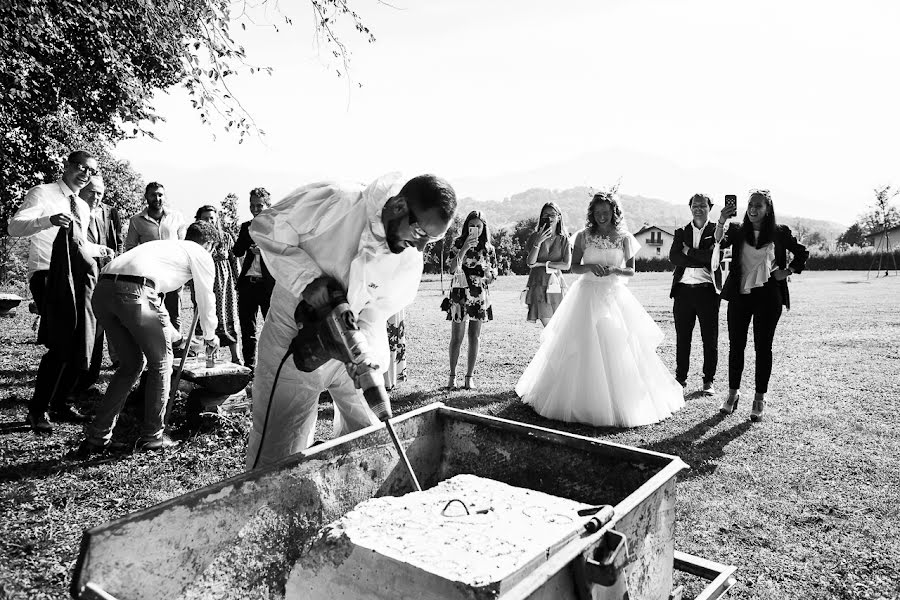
left=72, top=404, right=735, bottom=600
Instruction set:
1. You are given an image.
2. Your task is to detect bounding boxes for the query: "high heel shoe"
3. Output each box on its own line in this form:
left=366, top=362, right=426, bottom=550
left=463, top=375, right=474, bottom=390
left=750, top=395, right=766, bottom=422
left=719, top=390, right=740, bottom=414
left=446, top=375, right=457, bottom=390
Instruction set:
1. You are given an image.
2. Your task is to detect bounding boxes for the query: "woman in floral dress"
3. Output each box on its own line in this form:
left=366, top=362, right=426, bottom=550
left=195, top=205, right=242, bottom=364
left=445, top=210, right=498, bottom=390
left=384, top=310, right=407, bottom=391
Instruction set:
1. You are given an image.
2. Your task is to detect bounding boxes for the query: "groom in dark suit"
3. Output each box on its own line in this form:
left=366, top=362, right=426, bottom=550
left=233, top=187, right=276, bottom=369
left=669, top=193, right=722, bottom=395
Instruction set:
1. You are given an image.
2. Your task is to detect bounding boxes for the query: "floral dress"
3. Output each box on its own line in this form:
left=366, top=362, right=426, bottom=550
left=384, top=310, right=407, bottom=390
left=211, top=233, right=240, bottom=345
left=446, top=244, right=498, bottom=322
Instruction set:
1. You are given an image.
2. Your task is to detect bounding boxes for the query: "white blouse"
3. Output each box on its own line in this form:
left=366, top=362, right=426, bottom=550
left=739, top=240, right=776, bottom=294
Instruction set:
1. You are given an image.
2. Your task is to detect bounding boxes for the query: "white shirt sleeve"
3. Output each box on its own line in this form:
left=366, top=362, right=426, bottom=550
left=355, top=253, right=423, bottom=373
left=7, top=186, right=54, bottom=237
left=186, top=247, right=218, bottom=341
left=249, top=183, right=354, bottom=298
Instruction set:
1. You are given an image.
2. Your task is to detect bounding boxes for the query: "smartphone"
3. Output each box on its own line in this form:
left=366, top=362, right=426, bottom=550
left=538, top=217, right=550, bottom=230
left=468, top=226, right=479, bottom=238
left=724, top=194, right=737, bottom=211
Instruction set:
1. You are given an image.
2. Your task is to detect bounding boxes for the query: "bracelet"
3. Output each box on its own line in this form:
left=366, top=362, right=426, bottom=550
left=545, top=261, right=550, bottom=270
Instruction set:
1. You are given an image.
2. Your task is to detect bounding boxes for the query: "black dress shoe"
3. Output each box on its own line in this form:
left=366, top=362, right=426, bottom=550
left=73, top=439, right=129, bottom=459
left=49, top=405, right=91, bottom=423
left=27, top=412, right=53, bottom=434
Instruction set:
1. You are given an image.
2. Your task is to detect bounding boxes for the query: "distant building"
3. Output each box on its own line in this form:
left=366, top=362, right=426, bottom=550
left=863, top=224, right=900, bottom=250
left=632, top=224, right=674, bottom=259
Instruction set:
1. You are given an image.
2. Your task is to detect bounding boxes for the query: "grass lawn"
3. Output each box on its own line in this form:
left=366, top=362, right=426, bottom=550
left=1, top=270, right=898, bottom=599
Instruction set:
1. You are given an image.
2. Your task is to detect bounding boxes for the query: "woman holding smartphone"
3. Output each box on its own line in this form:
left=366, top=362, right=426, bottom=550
left=523, top=202, right=572, bottom=326
left=446, top=210, right=498, bottom=389
left=715, top=190, right=808, bottom=421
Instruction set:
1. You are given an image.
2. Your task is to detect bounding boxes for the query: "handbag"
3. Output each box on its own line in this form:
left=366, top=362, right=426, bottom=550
left=450, top=267, right=467, bottom=289
left=546, top=270, right=562, bottom=294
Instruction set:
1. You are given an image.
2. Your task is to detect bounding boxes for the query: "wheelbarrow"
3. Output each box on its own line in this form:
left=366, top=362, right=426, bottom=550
left=72, top=403, right=736, bottom=600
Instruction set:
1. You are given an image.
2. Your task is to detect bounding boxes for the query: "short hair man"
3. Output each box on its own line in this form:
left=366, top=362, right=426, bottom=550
left=247, top=174, right=456, bottom=469
left=124, top=182, right=187, bottom=331
left=8, top=150, right=115, bottom=432
left=232, top=187, right=275, bottom=369
left=669, top=193, right=723, bottom=395
left=75, top=175, right=123, bottom=392
left=76, top=221, right=220, bottom=455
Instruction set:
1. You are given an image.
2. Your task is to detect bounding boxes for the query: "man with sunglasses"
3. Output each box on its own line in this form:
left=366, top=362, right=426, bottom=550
left=245, top=173, right=456, bottom=469
left=8, top=150, right=115, bottom=432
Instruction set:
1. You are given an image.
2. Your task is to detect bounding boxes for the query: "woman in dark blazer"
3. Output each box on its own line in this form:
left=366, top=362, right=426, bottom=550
left=715, top=190, right=808, bottom=421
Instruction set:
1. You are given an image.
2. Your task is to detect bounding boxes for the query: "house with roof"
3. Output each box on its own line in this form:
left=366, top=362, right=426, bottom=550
left=863, top=224, right=900, bottom=250
left=632, top=224, right=675, bottom=259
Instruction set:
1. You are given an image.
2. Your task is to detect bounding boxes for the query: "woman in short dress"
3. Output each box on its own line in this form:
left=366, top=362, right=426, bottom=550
left=195, top=205, right=242, bottom=364
left=445, top=210, right=498, bottom=390
left=516, top=192, right=684, bottom=427
left=523, top=202, right=572, bottom=326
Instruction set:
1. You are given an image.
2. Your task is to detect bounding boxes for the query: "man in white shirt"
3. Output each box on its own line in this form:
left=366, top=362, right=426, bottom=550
left=76, top=221, right=220, bottom=456
left=668, top=193, right=722, bottom=396
left=246, top=173, right=456, bottom=469
left=125, top=182, right=187, bottom=331
left=7, top=150, right=115, bottom=432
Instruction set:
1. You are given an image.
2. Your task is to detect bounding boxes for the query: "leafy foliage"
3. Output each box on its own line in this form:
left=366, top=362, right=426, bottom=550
left=836, top=223, right=869, bottom=248
left=219, top=192, right=240, bottom=240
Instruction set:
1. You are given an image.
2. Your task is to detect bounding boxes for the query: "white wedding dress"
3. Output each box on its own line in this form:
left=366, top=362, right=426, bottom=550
left=516, top=230, right=685, bottom=427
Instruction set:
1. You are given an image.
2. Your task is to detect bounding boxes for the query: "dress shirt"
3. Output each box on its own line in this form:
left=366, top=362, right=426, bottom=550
left=124, top=207, right=186, bottom=250
left=8, top=180, right=109, bottom=277
left=102, top=240, right=217, bottom=340
left=679, top=220, right=714, bottom=285
left=250, top=173, right=423, bottom=371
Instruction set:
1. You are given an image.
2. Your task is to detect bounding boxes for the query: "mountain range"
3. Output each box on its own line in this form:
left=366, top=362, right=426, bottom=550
left=457, top=186, right=845, bottom=241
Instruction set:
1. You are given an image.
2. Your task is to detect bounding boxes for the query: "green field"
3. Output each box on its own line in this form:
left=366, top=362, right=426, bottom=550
left=1, top=271, right=899, bottom=599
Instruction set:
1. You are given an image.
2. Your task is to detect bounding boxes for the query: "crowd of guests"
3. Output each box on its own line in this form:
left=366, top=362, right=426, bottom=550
left=441, top=190, right=808, bottom=426
left=7, top=149, right=809, bottom=466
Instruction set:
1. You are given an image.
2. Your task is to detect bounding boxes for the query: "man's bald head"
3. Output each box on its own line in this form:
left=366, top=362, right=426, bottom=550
left=79, top=175, right=106, bottom=208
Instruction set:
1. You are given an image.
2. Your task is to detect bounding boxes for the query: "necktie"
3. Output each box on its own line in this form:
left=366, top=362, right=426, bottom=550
left=69, top=194, right=83, bottom=236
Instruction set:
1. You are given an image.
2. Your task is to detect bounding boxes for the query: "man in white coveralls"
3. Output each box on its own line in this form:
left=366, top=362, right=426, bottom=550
left=246, top=174, right=456, bottom=469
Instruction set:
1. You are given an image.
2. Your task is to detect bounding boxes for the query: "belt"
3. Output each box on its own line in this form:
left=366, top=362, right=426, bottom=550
left=243, top=275, right=265, bottom=282
left=101, top=273, right=157, bottom=289
left=680, top=282, right=714, bottom=288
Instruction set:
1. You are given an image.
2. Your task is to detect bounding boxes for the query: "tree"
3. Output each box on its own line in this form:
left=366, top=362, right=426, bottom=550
left=836, top=223, right=868, bottom=247
left=860, top=185, right=900, bottom=236
left=491, top=228, right=520, bottom=275
left=509, top=217, right=539, bottom=275
left=220, top=192, right=240, bottom=240
left=1, top=0, right=374, bottom=251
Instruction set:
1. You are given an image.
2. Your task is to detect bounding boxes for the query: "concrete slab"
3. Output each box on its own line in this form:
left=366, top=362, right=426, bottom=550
left=287, top=474, right=593, bottom=600
left=179, top=358, right=252, bottom=394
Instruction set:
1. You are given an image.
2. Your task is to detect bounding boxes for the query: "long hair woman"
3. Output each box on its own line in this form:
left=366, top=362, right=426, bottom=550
left=523, top=202, right=572, bottom=326
left=516, top=191, right=685, bottom=427
left=715, top=190, right=808, bottom=421
left=445, top=210, right=498, bottom=389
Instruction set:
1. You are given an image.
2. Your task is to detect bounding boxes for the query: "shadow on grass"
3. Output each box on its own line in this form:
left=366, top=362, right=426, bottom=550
left=0, top=453, right=130, bottom=483
left=0, top=369, right=38, bottom=379
left=643, top=414, right=754, bottom=480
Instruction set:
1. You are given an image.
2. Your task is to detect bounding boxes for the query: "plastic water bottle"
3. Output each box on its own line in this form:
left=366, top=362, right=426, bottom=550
left=205, top=340, right=216, bottom=369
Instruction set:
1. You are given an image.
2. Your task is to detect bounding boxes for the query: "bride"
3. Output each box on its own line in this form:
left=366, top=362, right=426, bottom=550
left=516, top=191, right=685, bottom=427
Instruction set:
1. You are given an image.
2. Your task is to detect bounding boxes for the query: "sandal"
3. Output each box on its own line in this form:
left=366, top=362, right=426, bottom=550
left=463, top=375, right=474, bottom=390
left=446, top=375, right=457, bottom=390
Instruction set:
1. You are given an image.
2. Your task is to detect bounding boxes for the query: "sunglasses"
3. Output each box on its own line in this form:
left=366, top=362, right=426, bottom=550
left=407, top=204, right=442, bottom=243
left=71, top=162, right=100, bottom=177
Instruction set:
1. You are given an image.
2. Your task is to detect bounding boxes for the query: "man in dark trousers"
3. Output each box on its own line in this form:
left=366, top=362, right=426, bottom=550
left=233, top=187, right=276, bottom=369
left=75, top=174, right=123, bottom=393
left=7, top=151, right=114, bottom=432
left=669, top=193, right=722, bottom=396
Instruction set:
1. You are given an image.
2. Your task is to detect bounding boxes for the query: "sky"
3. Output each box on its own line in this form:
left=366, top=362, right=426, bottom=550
left=115, top=0, right=900, bottom=225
